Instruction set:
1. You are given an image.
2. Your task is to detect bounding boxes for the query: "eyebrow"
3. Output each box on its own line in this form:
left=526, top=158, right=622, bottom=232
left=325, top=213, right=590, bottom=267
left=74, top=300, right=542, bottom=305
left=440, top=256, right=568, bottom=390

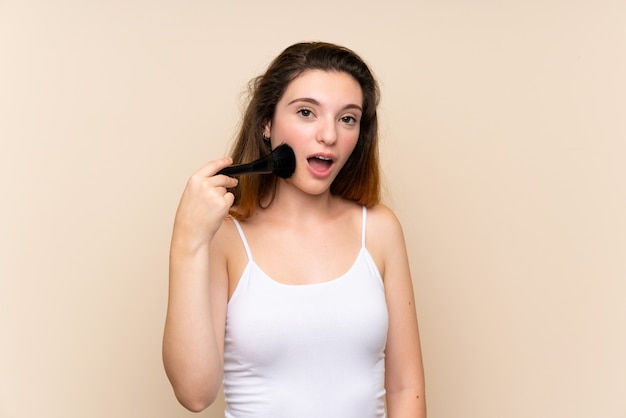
left=287, top=97, right=363, bottom=112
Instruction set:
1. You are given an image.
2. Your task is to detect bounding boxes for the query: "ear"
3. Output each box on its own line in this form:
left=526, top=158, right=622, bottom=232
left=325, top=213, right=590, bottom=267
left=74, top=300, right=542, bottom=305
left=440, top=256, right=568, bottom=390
left=263, top=121, right=271, bottom=138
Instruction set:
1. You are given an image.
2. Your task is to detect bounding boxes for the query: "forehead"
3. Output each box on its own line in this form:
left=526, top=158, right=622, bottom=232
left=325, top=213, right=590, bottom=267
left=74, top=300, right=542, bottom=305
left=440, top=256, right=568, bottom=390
left=281, top=69, right=363, bottom=105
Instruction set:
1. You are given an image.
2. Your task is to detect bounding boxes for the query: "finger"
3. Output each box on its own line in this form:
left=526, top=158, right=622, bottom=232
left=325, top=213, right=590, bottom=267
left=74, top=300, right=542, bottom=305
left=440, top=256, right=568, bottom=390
left=213, top=186, right=229, bottom=196
left=209, top=174, right=239, bottom=189
left=224, top=191, right=235, bottom=207
left=194, top=157, right=233, bottom=178
left=211, top=188, right=236, bottom=211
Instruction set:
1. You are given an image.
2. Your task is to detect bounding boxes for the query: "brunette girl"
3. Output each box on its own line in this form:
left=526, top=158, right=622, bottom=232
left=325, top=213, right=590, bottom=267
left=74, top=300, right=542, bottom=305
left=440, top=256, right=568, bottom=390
left=163, top=42, right=426, bottom=418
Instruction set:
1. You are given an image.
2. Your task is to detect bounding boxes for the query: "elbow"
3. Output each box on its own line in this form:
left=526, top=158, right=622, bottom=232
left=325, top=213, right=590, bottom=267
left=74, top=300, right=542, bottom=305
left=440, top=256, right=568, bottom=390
left=162, top=350, right=223, bottom=412
left=166, top=371, right=222, bottom=413
left=175, top=389, right=219, bottom=413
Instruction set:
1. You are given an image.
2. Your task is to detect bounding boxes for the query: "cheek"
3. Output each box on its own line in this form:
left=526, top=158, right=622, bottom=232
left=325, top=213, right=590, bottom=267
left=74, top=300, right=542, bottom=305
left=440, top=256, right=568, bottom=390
left=273, top=120, right=311, bottom=145
left=342, top=131, right=360, bottom=155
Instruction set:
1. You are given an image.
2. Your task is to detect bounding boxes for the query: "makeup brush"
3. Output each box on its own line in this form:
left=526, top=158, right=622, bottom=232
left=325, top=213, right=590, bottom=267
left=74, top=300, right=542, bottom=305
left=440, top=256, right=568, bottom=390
left=217, top=143, right=296, bottom=179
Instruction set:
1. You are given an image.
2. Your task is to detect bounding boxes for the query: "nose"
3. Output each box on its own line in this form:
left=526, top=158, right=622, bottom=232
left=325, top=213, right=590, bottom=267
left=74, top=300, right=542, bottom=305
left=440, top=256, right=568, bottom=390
left=316, top=119, right=337, bottom=145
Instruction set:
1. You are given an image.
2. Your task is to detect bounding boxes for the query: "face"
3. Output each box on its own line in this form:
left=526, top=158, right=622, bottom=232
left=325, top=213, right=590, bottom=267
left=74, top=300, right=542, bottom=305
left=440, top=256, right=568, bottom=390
left=264, top=69, right=363, bottom=196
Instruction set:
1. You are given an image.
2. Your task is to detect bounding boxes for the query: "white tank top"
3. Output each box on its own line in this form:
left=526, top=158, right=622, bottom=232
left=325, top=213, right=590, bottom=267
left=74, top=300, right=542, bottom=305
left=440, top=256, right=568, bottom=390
left=223, top=207, right=389, bottom=418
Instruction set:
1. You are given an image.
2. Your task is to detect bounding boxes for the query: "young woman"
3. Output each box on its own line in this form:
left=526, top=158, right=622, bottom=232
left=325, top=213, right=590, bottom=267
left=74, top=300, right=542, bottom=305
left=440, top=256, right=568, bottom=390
left=163, top=42, right=426, bottom=418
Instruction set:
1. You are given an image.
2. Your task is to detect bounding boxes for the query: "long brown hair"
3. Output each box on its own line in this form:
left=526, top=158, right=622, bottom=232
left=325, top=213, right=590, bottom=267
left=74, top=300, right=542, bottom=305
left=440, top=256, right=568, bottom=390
left=230, top=42, right=381, bottom=219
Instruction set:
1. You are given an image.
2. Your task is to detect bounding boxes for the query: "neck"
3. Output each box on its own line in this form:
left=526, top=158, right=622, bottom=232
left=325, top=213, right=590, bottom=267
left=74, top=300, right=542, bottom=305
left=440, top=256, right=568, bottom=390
left=258, top=180, right=340, bottom=224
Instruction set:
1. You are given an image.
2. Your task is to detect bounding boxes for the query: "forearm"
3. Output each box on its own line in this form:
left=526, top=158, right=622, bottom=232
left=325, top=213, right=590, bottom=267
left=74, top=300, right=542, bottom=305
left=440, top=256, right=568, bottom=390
left=386, top=388, right=426, bottom=418
left=162, top=242, right=223, bottom=411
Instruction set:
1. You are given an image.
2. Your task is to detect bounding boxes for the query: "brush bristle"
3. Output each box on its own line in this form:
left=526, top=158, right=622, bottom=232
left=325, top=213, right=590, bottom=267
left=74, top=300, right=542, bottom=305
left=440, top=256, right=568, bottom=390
left=270, top=143, right=296, bottom=178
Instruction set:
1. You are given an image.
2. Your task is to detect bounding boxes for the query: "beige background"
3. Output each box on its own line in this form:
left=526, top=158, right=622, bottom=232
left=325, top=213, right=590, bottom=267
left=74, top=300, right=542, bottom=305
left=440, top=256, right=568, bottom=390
left=1, top=1, right=625, bottom=417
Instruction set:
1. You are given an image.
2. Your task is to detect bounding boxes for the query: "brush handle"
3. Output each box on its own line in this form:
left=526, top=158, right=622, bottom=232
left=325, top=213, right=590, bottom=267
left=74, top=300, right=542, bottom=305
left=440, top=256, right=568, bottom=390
left=217, top=154, right=273, bottom=176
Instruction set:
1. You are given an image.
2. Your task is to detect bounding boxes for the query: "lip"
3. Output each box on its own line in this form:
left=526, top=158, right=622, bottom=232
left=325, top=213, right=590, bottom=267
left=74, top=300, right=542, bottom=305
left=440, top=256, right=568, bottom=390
left=306, top=153, right=337, bottom=178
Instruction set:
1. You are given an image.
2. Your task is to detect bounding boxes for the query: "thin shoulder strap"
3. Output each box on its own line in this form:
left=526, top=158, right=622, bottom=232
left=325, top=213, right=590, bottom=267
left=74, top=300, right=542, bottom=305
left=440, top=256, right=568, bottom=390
left=361, top=206, right=367, bottom=249
left=232, top=219, right=253, bottom=261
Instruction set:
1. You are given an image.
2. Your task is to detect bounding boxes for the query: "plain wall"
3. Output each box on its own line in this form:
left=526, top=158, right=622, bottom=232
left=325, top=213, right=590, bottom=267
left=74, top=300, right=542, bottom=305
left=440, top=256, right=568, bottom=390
left=1, top=1, right=625, bottom=417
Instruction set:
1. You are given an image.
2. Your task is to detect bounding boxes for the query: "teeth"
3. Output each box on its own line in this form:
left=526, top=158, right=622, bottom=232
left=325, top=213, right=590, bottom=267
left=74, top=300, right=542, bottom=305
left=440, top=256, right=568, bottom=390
left=314, top=156, right=332, bottom=161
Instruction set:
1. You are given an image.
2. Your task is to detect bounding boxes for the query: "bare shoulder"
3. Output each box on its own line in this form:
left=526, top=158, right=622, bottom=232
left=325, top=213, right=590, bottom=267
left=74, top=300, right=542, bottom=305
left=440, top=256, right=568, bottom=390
left=365, top=204, right=408, bottom=279
left=210, top=215, right=246, bottom=270
left=211, top=216, right=240, bottom=251
left=366, top=204, right=405, bottom=242
left=210, top=215, right=248, bottom=298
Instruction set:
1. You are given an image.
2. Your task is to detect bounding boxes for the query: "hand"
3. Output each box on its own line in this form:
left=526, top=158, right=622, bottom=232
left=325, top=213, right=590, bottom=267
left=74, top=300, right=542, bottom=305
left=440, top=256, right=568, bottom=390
left=172, top=158, right=239, bottom=251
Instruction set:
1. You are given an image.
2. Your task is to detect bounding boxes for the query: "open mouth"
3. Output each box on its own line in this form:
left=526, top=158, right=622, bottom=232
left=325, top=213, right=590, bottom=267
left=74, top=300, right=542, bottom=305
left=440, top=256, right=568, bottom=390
left=307, top=155, right=335, bottom=171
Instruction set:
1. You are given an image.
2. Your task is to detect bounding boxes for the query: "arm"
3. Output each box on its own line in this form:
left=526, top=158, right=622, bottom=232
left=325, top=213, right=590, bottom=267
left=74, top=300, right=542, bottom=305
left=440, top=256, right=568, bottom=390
left=369, top=205, right=426, bottom=417
left=162, top=158, right=238, bottom=412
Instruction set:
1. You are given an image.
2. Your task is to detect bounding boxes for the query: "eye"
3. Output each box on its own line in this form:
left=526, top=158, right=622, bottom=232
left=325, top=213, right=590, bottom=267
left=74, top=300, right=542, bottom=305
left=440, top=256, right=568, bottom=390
left=340, top=115, right=358, bottom=125
left=297, top=108, right=314, bottom=118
